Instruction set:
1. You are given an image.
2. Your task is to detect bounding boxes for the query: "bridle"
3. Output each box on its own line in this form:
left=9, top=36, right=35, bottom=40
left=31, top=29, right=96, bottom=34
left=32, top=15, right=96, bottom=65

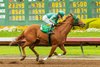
left=55, top=15, right=80, bottom=27
left=72, top=15, right=79, bottom=26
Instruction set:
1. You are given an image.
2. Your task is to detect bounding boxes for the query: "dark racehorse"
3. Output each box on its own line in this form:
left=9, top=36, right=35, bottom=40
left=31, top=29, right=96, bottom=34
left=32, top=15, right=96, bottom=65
left=10, top=13, right=85, bottom=63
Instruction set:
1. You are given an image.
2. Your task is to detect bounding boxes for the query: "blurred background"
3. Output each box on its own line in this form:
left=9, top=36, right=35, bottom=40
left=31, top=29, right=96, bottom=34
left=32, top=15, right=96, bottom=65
left=0, top=0, right=99, bottom=37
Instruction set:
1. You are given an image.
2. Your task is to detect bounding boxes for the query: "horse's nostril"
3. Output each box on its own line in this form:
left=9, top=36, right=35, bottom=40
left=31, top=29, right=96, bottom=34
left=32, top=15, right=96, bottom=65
left=83, top=24, right=86, bottom=26
left=80, top=23, right=85, bottom=27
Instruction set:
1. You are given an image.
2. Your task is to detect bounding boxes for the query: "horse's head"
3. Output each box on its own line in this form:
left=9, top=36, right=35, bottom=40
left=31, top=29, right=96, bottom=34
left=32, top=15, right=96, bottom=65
left=67, top=13, right=85, bottom=27
left=55, top=13, right=85, bottom=28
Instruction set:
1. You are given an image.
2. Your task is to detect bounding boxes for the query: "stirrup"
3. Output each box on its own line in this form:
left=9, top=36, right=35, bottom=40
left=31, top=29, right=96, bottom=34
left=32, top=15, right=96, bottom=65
left=48, top=31, right=54, bottom=34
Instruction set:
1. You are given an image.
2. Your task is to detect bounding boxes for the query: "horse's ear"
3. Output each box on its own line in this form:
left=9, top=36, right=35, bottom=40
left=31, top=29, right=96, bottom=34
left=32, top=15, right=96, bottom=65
left=70, top=13, right=73, bottom=16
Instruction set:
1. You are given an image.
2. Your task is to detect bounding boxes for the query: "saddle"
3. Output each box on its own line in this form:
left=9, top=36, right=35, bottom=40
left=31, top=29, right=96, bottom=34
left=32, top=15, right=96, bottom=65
left=40, top=24, right=54, bottom=45
left=41, top=25, right=54, bottom=33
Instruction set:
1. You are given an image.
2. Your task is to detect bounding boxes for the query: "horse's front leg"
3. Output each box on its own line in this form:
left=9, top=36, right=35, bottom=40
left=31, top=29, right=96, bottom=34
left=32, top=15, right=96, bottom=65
left=59, top=44, right=66, bottom=55
left=54, top=44, right=66, bottom=56
left=39, top=44, right=57, bottom=64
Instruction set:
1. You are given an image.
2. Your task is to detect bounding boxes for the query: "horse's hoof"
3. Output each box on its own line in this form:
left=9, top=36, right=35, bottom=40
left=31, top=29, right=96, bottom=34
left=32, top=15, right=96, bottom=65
left=54, top=52, right=58, bottom=56
left=38, top=60, right=44, bottom=64
left=36, top=57, right=39, bottom=61
left=20, top=56, right=26, bottom=61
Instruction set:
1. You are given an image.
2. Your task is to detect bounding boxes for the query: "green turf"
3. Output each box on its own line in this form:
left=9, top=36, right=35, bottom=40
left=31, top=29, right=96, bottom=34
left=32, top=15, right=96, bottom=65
left=0, top=46, right=100, bottom=56
left=0, top=31, right=99, bottom=37
left=0, top=31, right=21, bottom=37
left=68, top=32, right=100, bottom=37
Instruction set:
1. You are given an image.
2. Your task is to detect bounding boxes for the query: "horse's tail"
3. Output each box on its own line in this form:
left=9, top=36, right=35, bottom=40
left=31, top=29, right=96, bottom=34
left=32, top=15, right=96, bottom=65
left=9, top=31, right=25, bottom=46
left=15, top=31, right=25, bottom=41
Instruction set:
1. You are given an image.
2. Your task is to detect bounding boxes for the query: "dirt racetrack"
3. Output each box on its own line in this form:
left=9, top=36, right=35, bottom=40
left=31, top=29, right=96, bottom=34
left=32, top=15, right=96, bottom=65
left=0, top=59, right=100, bottom=67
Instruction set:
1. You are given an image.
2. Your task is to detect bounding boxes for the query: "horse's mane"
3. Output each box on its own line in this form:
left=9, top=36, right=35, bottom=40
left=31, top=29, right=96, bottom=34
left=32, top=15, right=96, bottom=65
left=55, top=14, right=72, bottom=27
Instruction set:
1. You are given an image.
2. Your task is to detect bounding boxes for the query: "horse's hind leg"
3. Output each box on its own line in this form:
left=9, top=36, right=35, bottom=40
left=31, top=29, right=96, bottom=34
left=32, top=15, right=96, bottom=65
left=29, top=44, right=39, bottom=61
left=29, top=39, right=40, bottom=61
left=20, top=42, right=30, bottom=61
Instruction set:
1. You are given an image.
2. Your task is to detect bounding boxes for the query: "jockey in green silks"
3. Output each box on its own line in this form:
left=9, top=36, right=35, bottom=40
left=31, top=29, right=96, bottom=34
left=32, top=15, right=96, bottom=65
left=42, top=11, right=65, bottom=34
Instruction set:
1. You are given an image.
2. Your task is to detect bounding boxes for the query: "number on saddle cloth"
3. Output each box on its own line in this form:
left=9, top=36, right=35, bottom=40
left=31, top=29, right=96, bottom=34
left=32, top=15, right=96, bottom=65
left=40, top=25, right=54, bottom=33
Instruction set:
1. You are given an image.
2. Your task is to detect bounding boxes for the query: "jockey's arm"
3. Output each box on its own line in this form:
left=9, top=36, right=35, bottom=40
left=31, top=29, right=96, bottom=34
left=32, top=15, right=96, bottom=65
left=50, top=15, right=59, bottom=26
left=49, top=15, right=56, bottom=24
left=58, top=15, right=67, bottom=23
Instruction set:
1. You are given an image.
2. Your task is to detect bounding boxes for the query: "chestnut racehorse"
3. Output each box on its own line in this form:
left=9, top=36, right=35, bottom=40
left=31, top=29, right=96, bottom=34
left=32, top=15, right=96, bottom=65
left=10, top=13, right=85, bottom=63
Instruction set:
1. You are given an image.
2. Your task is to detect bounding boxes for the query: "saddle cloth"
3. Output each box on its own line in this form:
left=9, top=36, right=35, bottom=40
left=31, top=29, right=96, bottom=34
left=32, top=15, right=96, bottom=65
left=40, top=25, right=54, bottom=33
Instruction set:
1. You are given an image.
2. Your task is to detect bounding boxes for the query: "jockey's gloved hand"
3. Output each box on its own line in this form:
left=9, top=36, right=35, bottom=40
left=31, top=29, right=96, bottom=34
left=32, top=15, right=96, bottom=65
left=51, top=24, right=55, bottom=27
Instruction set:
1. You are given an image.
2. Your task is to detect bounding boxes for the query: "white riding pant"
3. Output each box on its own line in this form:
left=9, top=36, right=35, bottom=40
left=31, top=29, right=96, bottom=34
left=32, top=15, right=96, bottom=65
left=42, top=15, right=53, bottom=25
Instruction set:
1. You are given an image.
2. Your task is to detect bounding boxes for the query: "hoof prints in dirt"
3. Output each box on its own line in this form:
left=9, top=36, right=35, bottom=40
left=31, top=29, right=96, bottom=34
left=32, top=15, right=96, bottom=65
left=0, top=61, right=3, bottom=64
left=9, top=61, right=19, bottom=64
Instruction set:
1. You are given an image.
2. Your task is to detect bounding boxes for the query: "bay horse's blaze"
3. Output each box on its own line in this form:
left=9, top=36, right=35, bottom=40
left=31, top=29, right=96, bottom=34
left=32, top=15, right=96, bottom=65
left=10, top=13, right=85, bottom=63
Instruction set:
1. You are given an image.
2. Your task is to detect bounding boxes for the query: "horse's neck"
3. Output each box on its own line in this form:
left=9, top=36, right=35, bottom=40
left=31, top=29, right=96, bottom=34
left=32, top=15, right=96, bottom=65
left=61, top=22, right=72, bottom=37
left=55, top=19, right=73, bottom=38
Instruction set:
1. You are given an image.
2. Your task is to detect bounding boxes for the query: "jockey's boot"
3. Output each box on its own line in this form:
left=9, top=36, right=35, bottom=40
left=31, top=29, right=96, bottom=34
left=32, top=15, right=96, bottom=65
left=48, top=30, right=53, bottom=34
left=48, top=29, right=52, bottom=45
left=48, top=24, right=55, bottom=45
left=48, top=24, right=54, bottom=34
